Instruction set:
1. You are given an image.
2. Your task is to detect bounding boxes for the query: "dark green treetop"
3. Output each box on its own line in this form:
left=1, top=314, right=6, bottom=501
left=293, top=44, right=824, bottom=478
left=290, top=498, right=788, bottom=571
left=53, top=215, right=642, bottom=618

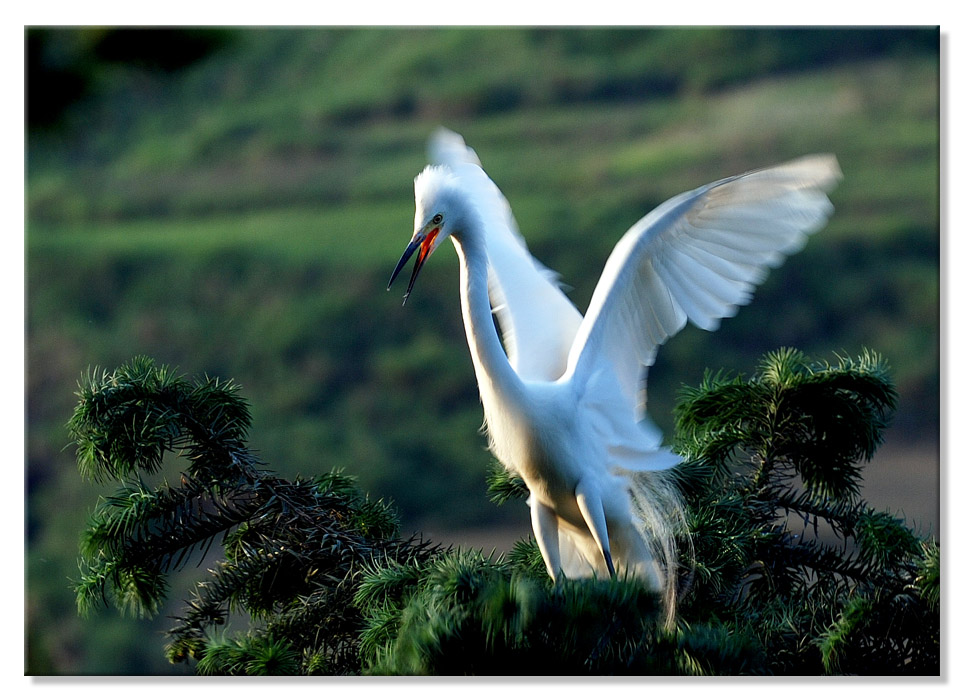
left=68, top=350, right=938, bottom=675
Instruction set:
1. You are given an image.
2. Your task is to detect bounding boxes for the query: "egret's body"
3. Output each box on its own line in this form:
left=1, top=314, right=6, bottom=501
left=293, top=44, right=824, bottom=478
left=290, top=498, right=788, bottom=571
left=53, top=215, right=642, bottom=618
left=390, top=130, right=841, bottom=619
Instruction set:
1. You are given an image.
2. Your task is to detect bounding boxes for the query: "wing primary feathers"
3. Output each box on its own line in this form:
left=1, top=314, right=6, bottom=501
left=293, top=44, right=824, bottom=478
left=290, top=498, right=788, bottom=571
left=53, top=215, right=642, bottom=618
left=565, top=154, right=841, bottom=418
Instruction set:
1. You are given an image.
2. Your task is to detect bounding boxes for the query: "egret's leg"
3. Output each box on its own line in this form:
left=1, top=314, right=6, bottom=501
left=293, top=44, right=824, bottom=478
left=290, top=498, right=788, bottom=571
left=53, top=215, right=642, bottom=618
left=575, top=481, right=616, bottom=577
left=530, top=499, right=563, bottom=581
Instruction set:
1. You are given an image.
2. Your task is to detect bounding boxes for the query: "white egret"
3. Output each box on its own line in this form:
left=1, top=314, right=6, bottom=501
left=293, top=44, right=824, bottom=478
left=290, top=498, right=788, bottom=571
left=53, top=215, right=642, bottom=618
left=389, top=129, right=841, bottom=620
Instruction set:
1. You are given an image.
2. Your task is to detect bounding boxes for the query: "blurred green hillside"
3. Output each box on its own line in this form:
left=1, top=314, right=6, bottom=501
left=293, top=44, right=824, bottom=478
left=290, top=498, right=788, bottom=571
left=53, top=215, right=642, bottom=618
left=26, top=27, right=939, bottom=674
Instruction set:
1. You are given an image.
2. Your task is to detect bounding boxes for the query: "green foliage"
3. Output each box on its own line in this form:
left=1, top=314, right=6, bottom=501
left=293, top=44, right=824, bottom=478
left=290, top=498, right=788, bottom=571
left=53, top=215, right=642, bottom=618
left=671, top=348, right=938, bottom=674
left=485, top=461, right=530, bottom=506
left=676, top=348, right=898, bottom=501
left=69, top=351, right=938, bottom=675
left=71, top=357, right=442, bottom=674
left=354, top=547, right=765, bottom=676
left=68, top=356, right=253, bottom=484
left=914, top=540, right=940, bottom=611
left=195, top=634, right=300, bottom=676
left=364, top=567, right=761, bottom=676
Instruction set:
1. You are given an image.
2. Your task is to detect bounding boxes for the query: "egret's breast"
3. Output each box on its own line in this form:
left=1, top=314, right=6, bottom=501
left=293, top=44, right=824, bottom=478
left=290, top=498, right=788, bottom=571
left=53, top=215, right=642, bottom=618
left=484, top=381, right=588, bottom=517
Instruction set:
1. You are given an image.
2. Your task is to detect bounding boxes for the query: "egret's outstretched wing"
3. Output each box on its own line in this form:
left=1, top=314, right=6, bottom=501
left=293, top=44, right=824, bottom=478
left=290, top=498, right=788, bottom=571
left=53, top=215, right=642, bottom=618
left=429, top=128, right=583, bottom=382
left=567, top=155, right=842, bottom=419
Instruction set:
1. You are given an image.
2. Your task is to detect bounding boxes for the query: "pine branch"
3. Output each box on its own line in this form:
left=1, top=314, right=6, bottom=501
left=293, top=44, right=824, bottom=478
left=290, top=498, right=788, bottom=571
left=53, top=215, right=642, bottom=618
left=69, top=357, right=255, bottom=484
left=70, top=352, right=936, bottom=675
left=485, top=461, right=529, bottom=505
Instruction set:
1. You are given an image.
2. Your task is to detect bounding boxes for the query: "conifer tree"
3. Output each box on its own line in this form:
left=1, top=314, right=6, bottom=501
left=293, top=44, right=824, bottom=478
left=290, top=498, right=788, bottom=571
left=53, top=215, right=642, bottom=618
left=69, top=357, right=440, bottom=674
left=69, top=351, right=938, bottom=675
left=669, top=348, right=939, bottom=674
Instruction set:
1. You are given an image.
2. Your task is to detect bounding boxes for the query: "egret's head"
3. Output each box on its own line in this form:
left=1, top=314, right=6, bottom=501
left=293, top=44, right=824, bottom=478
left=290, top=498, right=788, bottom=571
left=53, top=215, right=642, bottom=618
left=388, top=165, right=466, bottom=304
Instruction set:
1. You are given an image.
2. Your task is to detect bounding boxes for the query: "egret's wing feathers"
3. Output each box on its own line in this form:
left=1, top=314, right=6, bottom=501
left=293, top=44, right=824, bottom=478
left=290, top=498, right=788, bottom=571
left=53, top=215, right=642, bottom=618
left=429, top=128, right=583, bottom=381
left=568, top=155, right=842, bottom=419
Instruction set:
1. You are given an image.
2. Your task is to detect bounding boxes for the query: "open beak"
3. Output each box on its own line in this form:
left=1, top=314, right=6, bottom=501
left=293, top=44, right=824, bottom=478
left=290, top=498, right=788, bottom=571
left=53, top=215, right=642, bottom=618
left=387, top=227, right=440, bottom=304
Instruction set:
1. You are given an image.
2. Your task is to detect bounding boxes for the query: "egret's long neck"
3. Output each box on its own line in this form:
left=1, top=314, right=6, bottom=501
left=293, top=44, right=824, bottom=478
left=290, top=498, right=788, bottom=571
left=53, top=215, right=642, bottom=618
left=451, top=231, right=525, bottom=409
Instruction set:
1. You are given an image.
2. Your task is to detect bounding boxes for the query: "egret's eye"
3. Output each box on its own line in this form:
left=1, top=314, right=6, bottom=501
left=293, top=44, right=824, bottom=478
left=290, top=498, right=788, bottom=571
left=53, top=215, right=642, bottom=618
left=431, top=213, right=443, bottom=226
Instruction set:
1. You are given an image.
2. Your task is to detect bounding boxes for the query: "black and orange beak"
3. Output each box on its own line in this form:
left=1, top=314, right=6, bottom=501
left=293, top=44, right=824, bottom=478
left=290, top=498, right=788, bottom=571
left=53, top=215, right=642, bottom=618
left=387, top=227, right=440, bottom=305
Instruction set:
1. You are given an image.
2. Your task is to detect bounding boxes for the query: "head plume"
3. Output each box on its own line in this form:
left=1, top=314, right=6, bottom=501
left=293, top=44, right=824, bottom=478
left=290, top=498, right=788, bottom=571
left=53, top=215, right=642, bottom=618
left=413, top=165, right=482, bottom=238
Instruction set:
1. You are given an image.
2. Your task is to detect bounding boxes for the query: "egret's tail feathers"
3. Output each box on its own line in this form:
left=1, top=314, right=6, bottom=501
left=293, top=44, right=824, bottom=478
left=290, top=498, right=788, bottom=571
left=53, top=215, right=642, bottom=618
left=625, top=469, right=689, bottom=627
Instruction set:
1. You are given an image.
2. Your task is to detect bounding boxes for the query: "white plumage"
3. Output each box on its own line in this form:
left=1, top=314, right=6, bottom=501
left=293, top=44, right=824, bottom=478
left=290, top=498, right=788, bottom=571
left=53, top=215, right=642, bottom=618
left=389, top=129, right=841, bottom=621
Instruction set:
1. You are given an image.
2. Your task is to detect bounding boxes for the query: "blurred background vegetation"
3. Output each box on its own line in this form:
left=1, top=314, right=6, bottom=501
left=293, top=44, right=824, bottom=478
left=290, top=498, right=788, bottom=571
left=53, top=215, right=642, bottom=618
left=25, top=27, right=939, bottom=674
